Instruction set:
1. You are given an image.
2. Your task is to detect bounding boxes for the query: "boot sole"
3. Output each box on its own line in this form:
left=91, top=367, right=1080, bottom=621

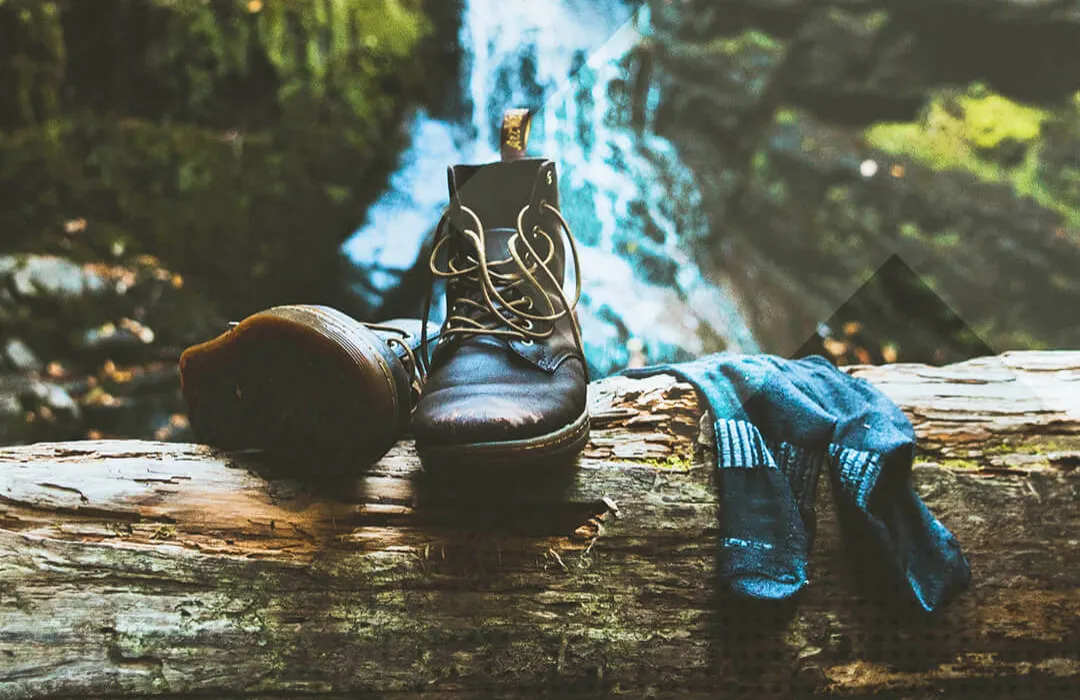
left=415, top=408, right=591, bottom=469
left=179, top=306, right=407, bottom=466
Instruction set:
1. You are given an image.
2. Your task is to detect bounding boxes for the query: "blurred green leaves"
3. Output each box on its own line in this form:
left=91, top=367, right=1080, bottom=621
left=0, top=0, right=436, bottom=319
left=866, top=85, right=1080, bottom=228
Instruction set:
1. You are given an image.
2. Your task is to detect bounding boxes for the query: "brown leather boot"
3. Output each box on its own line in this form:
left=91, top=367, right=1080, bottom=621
left=179, top=305, right=428, bottom=468
left=411, top=109, right=590, bottom=467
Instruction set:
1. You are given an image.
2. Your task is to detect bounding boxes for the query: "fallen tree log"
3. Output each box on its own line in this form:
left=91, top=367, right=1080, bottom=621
left=1, top=351, right=1078, bottom=699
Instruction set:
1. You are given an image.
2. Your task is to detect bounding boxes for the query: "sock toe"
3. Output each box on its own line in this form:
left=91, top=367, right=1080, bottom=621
left=725, top=571, right=806, bottom=601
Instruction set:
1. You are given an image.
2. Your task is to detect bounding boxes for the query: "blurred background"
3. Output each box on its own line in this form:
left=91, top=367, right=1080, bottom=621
left=2, top=0, right=1079, bottom=446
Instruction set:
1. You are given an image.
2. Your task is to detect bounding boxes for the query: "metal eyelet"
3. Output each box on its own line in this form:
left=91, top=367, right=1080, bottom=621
left=520, top=338, right=534, bottom=346
left=522, top=319, right=534, bottom=330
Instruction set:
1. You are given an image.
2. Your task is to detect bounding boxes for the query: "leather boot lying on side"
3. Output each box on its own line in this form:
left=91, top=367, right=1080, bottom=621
left=179, top=305, right=427, bottom=469
left=412, top=108, right=590, bottom=468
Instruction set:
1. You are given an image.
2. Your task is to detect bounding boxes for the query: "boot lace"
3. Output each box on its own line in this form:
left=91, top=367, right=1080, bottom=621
left=364, top=323, right=426, bottom=399
left=419, top=201, right=584, bottom=371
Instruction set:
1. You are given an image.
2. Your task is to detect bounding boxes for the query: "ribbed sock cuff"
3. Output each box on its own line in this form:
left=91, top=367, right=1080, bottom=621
left=714, top=418, right=775, bottom=468
left=829, top=445, right=882, bottom=509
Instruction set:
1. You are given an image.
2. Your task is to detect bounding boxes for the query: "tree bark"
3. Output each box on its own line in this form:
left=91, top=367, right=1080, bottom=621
left=1, top=351, right=1078, bottom=699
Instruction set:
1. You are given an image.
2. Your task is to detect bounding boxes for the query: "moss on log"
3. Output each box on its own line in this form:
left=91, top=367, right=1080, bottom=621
left=1, top=351, right=1078, bottom=698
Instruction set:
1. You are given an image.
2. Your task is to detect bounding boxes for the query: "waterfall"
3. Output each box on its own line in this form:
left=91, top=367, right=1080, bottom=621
left=342, top=0, right=759, bottom=375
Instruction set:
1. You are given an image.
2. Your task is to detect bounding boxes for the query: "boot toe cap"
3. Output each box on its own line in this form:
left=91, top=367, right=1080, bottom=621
left=412, top=382, right=584, bottom=447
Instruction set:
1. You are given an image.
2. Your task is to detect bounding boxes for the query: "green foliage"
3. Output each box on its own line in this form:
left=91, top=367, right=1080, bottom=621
left=253, top=0, right=427, bottom=122
left=775, top=108, right=797, bottom=125
left=959, top=89, right=1046, bottom=150
left=1, top=0, right=429, bottom=128
left=705, top=29, right=782, bottom=56
left=0, top=0, right=434, bottom=318
left=0, top=1, right=65, bottom=125
left=1036, top=100, right=1080, bottom=215
left=865, top=90, right=1048, bottom=176
left=865, top=85, right=1080, bottom=228
left=1, top=113, right=393, bottom=318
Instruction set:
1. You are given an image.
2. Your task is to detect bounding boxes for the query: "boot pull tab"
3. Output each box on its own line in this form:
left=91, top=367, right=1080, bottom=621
left=500, top=108, right=533, bottom=162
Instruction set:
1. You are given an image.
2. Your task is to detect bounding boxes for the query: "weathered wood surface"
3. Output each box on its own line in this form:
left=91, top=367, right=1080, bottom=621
left=1, top=350, right=1078, bottom=699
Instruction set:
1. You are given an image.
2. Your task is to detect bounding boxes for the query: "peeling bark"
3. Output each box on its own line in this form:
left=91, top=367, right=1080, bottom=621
left=1, top=351, right=1078, bottom=698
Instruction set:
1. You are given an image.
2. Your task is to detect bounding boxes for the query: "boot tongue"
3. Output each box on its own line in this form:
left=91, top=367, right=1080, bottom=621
left=447, top=158, right=563, bottom=279
left=478, top=227, right=518, bottom=270
left=440, top=156, right=567, bottom=341
left=449, top=158, right=544, bottom=229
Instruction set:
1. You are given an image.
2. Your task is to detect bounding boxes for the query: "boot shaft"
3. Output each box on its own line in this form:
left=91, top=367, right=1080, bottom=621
left=435, top=162, right=579, bottom=359
left=425, top=110, right=584, bottom=376
left=445, top=157, right=567, bottom=285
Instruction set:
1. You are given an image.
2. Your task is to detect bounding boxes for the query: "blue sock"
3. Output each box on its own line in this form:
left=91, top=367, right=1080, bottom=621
left=623, top=357, right=832, bottom=602
left=781, top=355, right=971, bottom=612
left=712, top=418, right=813, bottom=600
left=830, top=445, right=971, bottom=612
left=622, top=353, right=970, bottom=610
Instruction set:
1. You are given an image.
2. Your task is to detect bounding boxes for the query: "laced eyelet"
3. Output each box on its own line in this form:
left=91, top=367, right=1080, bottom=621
left=430, top=201, right=583, bottom=362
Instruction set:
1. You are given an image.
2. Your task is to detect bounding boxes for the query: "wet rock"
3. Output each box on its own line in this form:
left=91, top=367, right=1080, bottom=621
left=0, top=251, right=219, bottom=445
left=78, top=319, right=156, bottom=362
left=714, top=105, right=1080, bottom=358
left=0, top=375, right=82, bottom=444
left=6, top=255, right=107, bottom=300
left=0, top=388, right=21, bottom=429
left=3, top=339, right=40, bottom=373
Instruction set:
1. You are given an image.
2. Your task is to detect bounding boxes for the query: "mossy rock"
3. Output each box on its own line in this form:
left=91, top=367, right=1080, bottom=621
left=708, top=104, right=1080, bottom=361
left=865, top=85, right=1080, bottom=228
left=865, top=87, right=1049, bottom=172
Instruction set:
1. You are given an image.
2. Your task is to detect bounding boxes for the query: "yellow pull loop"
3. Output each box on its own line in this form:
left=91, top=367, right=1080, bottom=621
left=500, top=108, right=533, bottom=162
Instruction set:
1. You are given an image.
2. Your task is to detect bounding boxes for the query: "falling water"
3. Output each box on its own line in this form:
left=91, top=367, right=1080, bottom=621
left=343, top=0, right=759, bottom=375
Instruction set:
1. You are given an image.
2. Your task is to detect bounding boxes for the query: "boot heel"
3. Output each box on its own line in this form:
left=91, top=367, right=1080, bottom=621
left=179, top=333, right=247, bottom=448
left=179, top=306, right=414, bottom=470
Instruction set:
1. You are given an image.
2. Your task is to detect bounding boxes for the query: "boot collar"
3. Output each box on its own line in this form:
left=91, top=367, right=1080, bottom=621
left=446, top=158, right=559, bottom=233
